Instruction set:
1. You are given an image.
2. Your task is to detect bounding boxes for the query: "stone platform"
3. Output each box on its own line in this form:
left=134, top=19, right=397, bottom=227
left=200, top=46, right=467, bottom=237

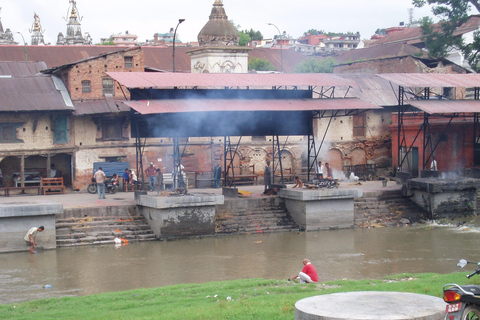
left=295, top=291, right=445, bottom=320
left=0, top=201, right=61, bottom=253
left=137, top=193, right=224, bottom=240
left=407, top=177, right=480, bottom=219
left=279, top=188, right=362, bottom=231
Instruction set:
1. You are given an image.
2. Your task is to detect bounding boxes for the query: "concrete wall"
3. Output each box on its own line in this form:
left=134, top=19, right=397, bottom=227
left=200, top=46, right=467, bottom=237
left=0, top=202, right=62, bottom=253
left=137, top=194, right=224, bottom=240
left=280, top=188, right=362, bottom=231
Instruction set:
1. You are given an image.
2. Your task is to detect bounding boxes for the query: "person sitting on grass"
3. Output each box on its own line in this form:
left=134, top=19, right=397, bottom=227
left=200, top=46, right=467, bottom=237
left=290, top=259, right=318, bottom=283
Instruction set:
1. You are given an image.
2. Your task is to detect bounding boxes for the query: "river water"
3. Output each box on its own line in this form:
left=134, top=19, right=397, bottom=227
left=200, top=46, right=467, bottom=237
left=1, top=223, right=480, bottom=304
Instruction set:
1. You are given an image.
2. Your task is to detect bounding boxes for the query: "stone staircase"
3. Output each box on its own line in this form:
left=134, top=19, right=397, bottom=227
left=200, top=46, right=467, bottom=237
left=56, top=213, right=156, bottom=247
left=354, top=190, right=429, bottom=227
left=215, top=197, right=299, bottom=235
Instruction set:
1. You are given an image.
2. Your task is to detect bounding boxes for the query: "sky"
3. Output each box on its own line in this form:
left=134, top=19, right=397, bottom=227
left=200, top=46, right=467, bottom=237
left=1, top=0, right=437, bottom=45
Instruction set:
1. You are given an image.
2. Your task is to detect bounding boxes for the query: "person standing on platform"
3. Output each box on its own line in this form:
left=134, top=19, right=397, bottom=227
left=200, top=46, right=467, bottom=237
left=145, top=162, right=156, bottom=192
left=94, top=167, right=106, bottom=199
left=213, top=162, right=222, bottom=188
left=155, top=168, right=164, bottom=195
left=430, top=156, right=438, bottom=171
left=264, top=161, right=272, bottom=194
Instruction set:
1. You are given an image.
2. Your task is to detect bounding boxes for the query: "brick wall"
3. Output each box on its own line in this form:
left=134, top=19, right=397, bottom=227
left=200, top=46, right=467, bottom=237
left=62, top=47, right=144, bottom=101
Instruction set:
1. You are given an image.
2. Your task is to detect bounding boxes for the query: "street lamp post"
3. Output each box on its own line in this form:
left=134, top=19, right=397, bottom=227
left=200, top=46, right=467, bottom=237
left=16, top=32, right=27, bottom=62
left=267, top=23, right=283, bottom=73
left=172, top=19, right=185, bottom=73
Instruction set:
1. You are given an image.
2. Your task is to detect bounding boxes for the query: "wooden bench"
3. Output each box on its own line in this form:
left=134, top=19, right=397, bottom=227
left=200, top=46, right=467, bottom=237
left=226, top=174, right=258, bottom=185
left=0, top=186, right=42, bottom=197
left=41, top=177, right=66, bottom=195
left=274, top=168, right=295, bottom=183
left=195, top=171, right=214, bottom=188
left=226, top=165, right=257, bottom=186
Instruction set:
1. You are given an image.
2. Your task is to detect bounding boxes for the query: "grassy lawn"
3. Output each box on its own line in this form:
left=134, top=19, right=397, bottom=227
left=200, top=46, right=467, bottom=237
left=1, top=272, right=477, bottom=320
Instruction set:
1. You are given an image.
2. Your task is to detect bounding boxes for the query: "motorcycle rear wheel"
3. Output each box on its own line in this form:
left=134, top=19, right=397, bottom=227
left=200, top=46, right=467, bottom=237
left=87, top=183, right=97, bottom=194
left=109, top=186, right=117, bottom=194
left=463, top=306, right=480, bottom=320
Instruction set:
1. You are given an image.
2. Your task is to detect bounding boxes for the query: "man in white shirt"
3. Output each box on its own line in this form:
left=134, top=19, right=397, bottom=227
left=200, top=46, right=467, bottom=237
left=430, top=156, right=437, bottom=171
left=24, top=226, right=44, bottom=254
left=317, top=161, right=324, bottom=179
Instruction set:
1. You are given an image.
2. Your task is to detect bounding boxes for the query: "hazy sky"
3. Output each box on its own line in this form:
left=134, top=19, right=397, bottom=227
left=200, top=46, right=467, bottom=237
left=2, top=0, right=436, bottom=45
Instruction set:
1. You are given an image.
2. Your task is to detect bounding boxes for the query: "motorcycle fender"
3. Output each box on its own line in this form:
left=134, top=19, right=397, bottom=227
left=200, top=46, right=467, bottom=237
left=444, top=303, right=465, bottom=320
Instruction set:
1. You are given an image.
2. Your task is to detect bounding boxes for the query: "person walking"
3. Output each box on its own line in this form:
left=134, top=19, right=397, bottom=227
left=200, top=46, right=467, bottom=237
left=430, top=156, right=438, bottom=171
left=145, top=162, right=156, bottom=192
left=24, top=226, right=44, bottom=254
left=264, top=160, right=272, bottom=194
left=94, top=167, right=106, bottom=199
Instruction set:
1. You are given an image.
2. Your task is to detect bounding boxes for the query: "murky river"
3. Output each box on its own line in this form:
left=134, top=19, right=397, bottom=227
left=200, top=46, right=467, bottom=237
left=1, top=224, right=480, bottom=304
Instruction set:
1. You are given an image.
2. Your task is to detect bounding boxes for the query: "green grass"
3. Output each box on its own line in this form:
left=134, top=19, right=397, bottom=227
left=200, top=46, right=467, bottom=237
left=1, top=272, right=478, bottom=320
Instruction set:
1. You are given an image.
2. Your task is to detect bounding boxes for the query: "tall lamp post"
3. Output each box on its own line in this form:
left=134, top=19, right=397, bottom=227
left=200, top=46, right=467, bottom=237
left=267, top=23, right=283, bottom=73
left=172, top=19, right=185, bottom=73
left=16, top=32, right=27, bottom=62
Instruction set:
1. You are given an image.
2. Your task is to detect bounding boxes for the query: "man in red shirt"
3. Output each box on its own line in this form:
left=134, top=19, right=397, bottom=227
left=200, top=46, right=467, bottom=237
left=290, top=259, right=318, bottom=283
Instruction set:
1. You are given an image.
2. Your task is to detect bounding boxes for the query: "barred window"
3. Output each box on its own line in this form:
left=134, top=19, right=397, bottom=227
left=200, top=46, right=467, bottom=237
left=124, top=56, right=133, bottom=68
left=81, top=80, right=91, bottom=93
left=102, top=78, right=114, bottom=96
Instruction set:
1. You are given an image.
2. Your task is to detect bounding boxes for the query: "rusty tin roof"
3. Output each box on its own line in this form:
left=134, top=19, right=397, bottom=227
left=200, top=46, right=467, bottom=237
left=378, top=73, right=480, bottom=87
left=409, top=100, right=480, bottom=114
left=126, top=98, right=380, bottom=115
left=106, top=72, right=357, bottom=89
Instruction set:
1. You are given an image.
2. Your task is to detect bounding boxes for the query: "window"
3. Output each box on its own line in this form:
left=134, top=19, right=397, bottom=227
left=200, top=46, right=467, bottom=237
left=124, top=56, right=133, bottom=68
left=102, top=119, right=123, bottom=141
left=81, top=80, right=91, bottom=93
left=353, top=114, right=366, bottom=138
left=0, top=123, right=23, bottom=143
left=53, top=115, right=68, bottom=144
left=102, top=77, right=114, bottom=96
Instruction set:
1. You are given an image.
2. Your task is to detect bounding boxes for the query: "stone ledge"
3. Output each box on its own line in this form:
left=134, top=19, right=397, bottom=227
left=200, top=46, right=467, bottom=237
left=295, top=291, right=444, bottom=320
left=0, top=201, right=63, bottom=217
left=279, top=188, right=362, bottom=201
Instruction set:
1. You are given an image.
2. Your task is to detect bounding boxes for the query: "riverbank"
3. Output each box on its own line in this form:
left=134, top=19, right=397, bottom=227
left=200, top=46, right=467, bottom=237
left=0, top=272, right=469, bottom=320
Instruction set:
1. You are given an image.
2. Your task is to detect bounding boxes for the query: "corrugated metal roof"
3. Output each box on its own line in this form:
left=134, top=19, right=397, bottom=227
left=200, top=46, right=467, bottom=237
left=369, top=15, right=480, bottom=47
left=378, top=73, right=480, bottom=87
left=0, top=45, right=309, bottom=74
left=337, top=74, right=399, bottom=106
left=106, top=72, right=357, bottom=89
left=335, top=43, right=428, bottom=65
left=0, top=76, right=73, bottom=112
left=0, top=61, right=47, bottom=76
left=409, top=100, right=480, bottom=114
left=125, top=98, right=380, bottom=115
left=74, top=98, right=130, bottom=115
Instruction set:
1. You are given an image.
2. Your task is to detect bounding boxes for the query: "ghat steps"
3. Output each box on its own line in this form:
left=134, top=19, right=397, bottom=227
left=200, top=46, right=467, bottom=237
left=354, top=190, right=428, bottom=227
left=56, top=215, right=156, bottom=247
left=215, top=197, right=299, bottom=234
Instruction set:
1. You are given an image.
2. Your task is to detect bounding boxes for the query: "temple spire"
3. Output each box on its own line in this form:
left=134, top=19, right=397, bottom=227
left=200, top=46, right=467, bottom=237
left=57, top=0, right=91, bottom=45
left=29, top=12, right=45, bottom=45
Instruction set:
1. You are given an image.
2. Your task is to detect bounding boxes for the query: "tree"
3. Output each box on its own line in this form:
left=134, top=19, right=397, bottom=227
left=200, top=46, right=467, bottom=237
left=413, top=0, right=480, bottom=71
left=244, top=29, right=263, bottom=41
left=304, top=29, right=324, bottom=36
left=294, top=57, right=337, bottom=73
left=248, top=57, right=277, bottom=71
left=375, top=28, right=387, bottom=36
left=238, top=32, right=251, bottom=46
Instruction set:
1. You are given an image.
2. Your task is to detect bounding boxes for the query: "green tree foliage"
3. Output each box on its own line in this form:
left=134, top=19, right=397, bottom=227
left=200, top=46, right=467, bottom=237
left=238, top=32, right=251, bottom=46
left=375, top=28, right=387, bottom=35
left=97, top=40, right=116, bottom=46
left=294, top=57, right=337, bottom=73
left=244, top=28, right=263, bottom=41
left=248, top=57, right=277, bottom=71
left=413, top=0, right=480, bottom=70
left=304, top=29, right=325, bottom=36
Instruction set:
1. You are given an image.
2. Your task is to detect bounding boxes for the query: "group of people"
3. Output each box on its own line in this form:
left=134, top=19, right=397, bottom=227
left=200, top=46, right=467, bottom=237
left=145, top=162, right=165, bottom=194
left=316, top=161, right=333, bottom=180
